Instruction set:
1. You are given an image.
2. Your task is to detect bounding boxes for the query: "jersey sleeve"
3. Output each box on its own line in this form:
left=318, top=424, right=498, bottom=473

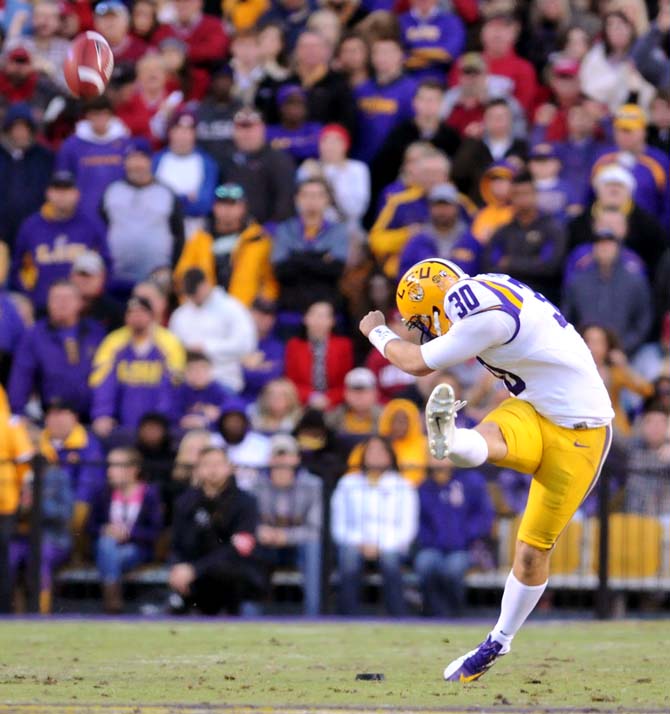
left=421, top=304, right=517, bottom=371
left=443, top=278, right=515, bottom=325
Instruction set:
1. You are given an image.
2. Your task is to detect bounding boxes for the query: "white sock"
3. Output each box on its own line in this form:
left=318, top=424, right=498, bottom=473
left=448, top=428, right=489, bottom=467
left=490, top=571, right=548, bottom=651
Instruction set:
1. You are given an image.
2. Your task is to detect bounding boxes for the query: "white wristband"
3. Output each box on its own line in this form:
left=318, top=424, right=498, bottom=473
left=369, top=325, right=400, bottom=356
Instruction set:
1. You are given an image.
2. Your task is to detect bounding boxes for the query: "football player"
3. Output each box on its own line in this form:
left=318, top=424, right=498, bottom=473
left=360, top=258, right=613, bottom=682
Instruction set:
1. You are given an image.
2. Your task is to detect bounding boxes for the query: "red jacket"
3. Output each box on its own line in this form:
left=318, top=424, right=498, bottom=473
left=112, top=35, right=149, bottom=65
left=171, top=14, right=229, bottom=66
left=285, top=335, right=354, bottom=408
left=0, top=72, right=38, bottom=103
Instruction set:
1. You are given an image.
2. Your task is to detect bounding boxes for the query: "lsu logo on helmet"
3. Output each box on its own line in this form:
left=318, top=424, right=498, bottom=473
left=396, top=259, right=467, bottom=342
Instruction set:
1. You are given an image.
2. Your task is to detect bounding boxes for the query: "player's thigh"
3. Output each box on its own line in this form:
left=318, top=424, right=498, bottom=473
left=480, top=398, right=544, bottom=474
left=518, top=423, right=612, bottom=550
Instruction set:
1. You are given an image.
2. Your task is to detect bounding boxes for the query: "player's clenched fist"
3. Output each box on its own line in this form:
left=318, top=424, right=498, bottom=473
left=359, top=310, right=386, bottom=337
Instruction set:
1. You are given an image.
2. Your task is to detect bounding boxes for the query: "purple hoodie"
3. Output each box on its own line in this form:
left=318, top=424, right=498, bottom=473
left=56, top=118, right=132, bottom=224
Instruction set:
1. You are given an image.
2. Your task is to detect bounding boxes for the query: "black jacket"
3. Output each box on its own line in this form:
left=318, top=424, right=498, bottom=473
left=484, top=213, right=567, bottom=303
left=219, top=144, right=296, bottom=224
left=452, top=137, right=528, bottom=204
left=172, top=479, right=261, bottom=581
left=256, top=70, right=356, bottom=136
left=0, top=141, right=54, bottom=248
left=370, top=120, right=461, bottom=211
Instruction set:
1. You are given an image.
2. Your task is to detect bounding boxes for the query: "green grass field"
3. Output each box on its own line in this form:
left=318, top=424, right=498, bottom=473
left=0, top=620, right=668, bottom=713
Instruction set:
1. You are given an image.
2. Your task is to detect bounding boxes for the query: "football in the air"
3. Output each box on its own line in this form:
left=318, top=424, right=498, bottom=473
left=63, top=31, right=115, bottom=99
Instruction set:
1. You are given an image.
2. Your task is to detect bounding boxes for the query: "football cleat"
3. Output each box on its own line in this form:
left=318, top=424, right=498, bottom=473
left=443, top=635, right=509, bottom=683
left=425, top=383, right=467, bottom=460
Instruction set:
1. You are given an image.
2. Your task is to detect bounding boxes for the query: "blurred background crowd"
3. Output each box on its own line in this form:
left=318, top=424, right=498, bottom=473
left=0, top=0, right=669, bottom=617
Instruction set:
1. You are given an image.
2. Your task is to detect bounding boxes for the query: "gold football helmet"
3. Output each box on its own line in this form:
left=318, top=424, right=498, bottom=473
left=396, top=259, right=467, bottom=342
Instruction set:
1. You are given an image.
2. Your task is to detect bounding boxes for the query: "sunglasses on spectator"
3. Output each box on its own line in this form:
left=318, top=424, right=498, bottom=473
left=215, top=185, right=245, bottom=201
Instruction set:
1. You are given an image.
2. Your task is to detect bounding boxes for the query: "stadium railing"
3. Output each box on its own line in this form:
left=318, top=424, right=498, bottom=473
left=4, top=453, right=670, bottom=616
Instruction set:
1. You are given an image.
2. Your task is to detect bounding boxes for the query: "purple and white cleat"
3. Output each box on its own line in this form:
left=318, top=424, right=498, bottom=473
left=443, top=635, right=509, bottom=683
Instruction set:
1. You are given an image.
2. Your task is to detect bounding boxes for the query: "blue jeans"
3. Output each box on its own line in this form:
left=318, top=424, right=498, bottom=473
left=95, top=536, right=143, bottom=584
left=257, top=540, right=322, bottom=616
left=337, top=545, right=406, bottom=616
left=414, top=548, right=470, bottom=617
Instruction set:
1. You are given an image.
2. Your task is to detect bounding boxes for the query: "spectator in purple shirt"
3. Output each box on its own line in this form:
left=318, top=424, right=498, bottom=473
left=176, top=351, right=234, bottom=432
left=266, top=85, right=322, bottom=164
left=8, top=280, right=106, bottom=420
left=400, top=0, right=466, bottom=80
left=353, top=35, right=418, bottom=164
left=241, top=299, right=285, bottom=405
left=89, top=445, right=162, bottom=613
left=415, top=453, right=494, bottom=617
left=10, top=171, right=111, bottom=312
left=56, top=96, right=132, bottom=225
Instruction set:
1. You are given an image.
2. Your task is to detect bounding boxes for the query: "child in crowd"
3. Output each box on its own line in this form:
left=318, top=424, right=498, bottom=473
left=175, top=351, right=234, bottom=432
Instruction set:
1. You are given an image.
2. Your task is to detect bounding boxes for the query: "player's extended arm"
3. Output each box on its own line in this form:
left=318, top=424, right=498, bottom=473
left=360, top=309, right=516, bottom=376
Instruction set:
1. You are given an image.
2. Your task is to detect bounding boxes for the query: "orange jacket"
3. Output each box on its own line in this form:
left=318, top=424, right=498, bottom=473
left=174, top=222, right=279, bottom=307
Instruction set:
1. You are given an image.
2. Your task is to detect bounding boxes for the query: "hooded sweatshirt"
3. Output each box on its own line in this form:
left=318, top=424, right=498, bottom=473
left=56, top=118, right=132, bottom=223
left=470, top=160, right=516, bottom=244
left=348, top=398, right=428, bottom=486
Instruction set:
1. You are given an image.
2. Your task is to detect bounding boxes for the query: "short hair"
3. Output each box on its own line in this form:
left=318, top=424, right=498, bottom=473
left=108, top=445, right=143, bottom=469
left=653, top=89, right=670, bottom=105
left=484, top=97, right=511, bottom=112
left=296, top=176, right=332, bottom=201
left=186, top=349, right=211, bottom=364
left=48, top=278, right=79, bottom=294
left=512, top=170, right=534, bottom=186
left=642, top=399, right=668, bottom=416
left=416, top=79, right=445, bottom=94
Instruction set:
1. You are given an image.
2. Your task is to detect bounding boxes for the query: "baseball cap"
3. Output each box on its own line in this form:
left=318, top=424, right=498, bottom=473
left=233, top=107, right=263, bottom=126
left=95, top=0, right=129, bottom=16
left=459, top=52, right=486, bottom=74
left=345, top=367, right=376, bottom=390
left=3, top=102, right=35, bottom=131
left=125, top=137, right=153, bottom=157
left=593, top=164, right=636, bottom=193
left=428, top=183, right=459, bottom=204
left=72, top=250, right=105, bottom=276
left=214, top=183, right=246, bottom=202
left=550, top=54, right=579, bottom=77
left=320, top=123, right=351, bottom=151
left=49, top=170, right=77, bottom=189
left=126, top=295, right=153, bottom=313
left=7, top=46, right=31, bottom=63
left=270, top=433, right=300, bottom=456
left=529, top=143, right=559, bottom=161
left=169, top=109, right=197, bottom=130
left=614, top=104, right=647, bottom=131
left=277, top=84, right=306, bottom=105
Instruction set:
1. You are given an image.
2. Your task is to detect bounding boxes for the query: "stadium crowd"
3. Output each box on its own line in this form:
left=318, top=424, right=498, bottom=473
left=0, top=0, right=669, bottom=617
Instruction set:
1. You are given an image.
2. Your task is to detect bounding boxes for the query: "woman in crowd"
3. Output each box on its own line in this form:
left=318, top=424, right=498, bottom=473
left=249, top=377, right=303, bottom=435
left=331, top=435, right=418, bottom=615
left=90, top=446, right=162, bottom=613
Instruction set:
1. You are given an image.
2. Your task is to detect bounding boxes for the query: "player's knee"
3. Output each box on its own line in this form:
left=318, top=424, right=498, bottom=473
left=515, top=541, right=549, bottom=579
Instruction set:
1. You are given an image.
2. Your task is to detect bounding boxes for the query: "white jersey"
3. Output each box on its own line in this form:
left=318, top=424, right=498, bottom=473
left=420, top=273, right=614, bottom=428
